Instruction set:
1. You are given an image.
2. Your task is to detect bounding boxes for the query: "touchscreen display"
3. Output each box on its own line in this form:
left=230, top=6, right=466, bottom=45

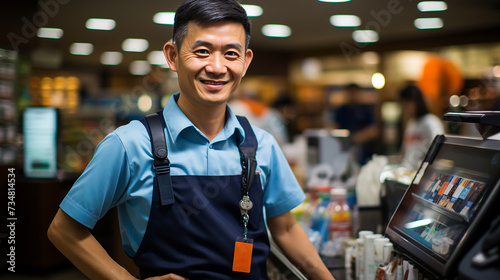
left=23, top=107, right=58, bottom=178
left=389, top=140, right=500, bottom=262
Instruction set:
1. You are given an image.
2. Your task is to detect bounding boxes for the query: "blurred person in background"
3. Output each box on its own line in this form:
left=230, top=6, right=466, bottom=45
left=272, top=93, right=298, bottom=142
left=229, top=89, right=289, bottom=145
left=398, top=85, right=444, bottom=170
left=331, top=83, right=378, bottom=165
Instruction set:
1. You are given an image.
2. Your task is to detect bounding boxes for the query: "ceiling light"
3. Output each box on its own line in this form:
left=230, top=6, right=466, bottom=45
left=86, top=18, right=116, bottom=30
left=122, top=38, right=149, bottom=52
left=100, top=51, right=123, bottom=65
left=417, top=1, right=448, bottom=12
left=129, top=60, right=151, bottom=75
left=70, top=43, right=93, bottom=55
left=261, top=24, right=292, bottom=38
left=147, top=50, right=168, bottom=67
left=330, top=15, right=361, bottom=27
left=449, top=95, right=460, bottom=107
left=153, top=12, right=175, bottom=25
left=301, top=58, right=322, bottom=78
left=414, top=17, right=443, bottom=29
left=37, top=27, right=64, bottom=39
left=459, top=95, right=469, bottom=107
left=138, top=94, right=153, bottom=112
left=362, top=51, right=379, bottom=64
left=242, top=4, right=263, bottom=17
left=318, top=0, right=351, bottom=2
left=371, top=72, right=385, bottom=89
left=352, top=30, right=379, bottom=43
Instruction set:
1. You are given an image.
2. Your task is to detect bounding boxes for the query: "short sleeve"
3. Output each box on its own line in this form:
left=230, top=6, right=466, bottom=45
left=59, top=132, right=131, bottom=229
left=259, top=134, right=305, bottom=217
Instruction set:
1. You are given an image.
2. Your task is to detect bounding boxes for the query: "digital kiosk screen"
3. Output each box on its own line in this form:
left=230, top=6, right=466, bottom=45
left=23, top=107, right=58, bottom=178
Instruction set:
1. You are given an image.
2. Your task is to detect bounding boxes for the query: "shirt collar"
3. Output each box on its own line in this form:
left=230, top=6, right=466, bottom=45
left=163, top=92, right=245, bottom=145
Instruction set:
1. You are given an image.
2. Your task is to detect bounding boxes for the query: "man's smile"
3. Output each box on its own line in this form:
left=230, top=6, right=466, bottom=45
left=200, top=80, right=228, bottom=85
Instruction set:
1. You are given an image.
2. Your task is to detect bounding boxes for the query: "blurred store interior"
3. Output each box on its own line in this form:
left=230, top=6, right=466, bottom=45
left=1, top=0, right=500, bottom=279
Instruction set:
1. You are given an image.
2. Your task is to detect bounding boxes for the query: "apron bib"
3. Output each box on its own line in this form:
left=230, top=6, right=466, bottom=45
left=134, top=111, right=270, bottom=279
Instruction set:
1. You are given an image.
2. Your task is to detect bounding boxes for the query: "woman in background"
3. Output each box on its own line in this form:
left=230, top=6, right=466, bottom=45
left=399, top=85, right=444, bottom=170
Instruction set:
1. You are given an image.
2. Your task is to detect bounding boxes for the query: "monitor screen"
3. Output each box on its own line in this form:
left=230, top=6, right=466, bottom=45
left=23, top=107, right=58, bottom=178
left=386, top=135, right=500, bottom=277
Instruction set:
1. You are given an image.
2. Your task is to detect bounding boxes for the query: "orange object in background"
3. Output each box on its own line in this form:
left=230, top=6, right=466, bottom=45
left=418, top=56, right=464, bottom=117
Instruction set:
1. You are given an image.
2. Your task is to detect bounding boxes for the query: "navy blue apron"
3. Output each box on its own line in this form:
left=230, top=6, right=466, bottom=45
left=135, top=110, right=270, bottom=279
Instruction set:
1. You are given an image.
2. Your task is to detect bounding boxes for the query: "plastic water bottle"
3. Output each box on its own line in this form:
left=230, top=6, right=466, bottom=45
left=328, top=188, right=353, bottom=241
left=319, top=188, right=353, bottom=257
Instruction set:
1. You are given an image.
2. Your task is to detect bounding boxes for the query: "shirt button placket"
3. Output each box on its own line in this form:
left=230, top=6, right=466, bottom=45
left=207, top=143, right=214, bottom=174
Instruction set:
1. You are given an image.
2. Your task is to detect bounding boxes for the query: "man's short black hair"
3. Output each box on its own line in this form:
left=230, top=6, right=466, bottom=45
left=173, top=0, right=251, bottom=49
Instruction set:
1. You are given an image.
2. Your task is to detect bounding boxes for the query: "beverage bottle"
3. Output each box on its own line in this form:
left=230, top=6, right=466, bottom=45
left=309, top=187, right=332, bottom=248
left=328, top=188, right=353, bottom=242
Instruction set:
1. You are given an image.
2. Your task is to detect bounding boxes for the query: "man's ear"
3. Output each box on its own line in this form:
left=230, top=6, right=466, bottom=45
left=163, top=42, right=178, bottom=72
left=242, top=48, right=253, bottom=77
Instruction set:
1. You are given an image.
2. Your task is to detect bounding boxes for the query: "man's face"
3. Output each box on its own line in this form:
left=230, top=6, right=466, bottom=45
left=165, top=21, right=253, bottom=108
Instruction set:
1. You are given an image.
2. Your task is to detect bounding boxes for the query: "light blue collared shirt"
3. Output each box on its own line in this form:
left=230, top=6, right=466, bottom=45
left=60, top=93, right=305, bottom=257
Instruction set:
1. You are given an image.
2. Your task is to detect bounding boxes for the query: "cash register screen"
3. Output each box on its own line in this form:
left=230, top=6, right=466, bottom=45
left=387, top=137, right=500, bottom=267
left=23, top=107, right=58, bottom=178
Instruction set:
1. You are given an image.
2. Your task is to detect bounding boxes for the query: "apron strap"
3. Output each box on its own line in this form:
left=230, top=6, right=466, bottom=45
left=140, top=110, right=174, bottom=206
left=236, top=116, right=258, bottom=194
left=140, top=112, right=257, bottom=205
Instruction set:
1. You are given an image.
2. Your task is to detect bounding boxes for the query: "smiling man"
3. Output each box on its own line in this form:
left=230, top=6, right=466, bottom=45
left=48, top=0, right=334, bottom=279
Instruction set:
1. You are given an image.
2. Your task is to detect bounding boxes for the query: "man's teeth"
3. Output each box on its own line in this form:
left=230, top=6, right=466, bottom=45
left=203, top=80, right=225, bottom=85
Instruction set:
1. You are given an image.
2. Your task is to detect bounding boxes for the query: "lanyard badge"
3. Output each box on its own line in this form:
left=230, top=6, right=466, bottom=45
left=233, top=158, right=256, bottom=273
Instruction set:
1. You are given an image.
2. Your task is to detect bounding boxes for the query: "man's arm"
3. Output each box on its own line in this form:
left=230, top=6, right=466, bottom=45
left=351, top=124, right=378, bottom=145
left=48, top=209, right=138, bottom=280
left=47, top=209, right=188, bottom=280
left=267, top=211, right=335, bottom=280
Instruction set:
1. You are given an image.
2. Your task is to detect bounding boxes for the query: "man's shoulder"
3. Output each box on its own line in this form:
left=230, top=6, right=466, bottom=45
left=111, top=120, right=151, bottom=149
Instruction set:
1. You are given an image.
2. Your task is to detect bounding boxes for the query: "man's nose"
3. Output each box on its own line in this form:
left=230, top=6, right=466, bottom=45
left=205, top=53, right=227, bottom=75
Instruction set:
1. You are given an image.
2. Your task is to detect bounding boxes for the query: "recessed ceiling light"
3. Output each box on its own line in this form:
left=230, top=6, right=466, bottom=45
left=352, top=30, right=379, bottom=43
left=417, top=1, right=448, bottom=12
left=37, top=27, right=64, bottom=39
left=414, top=17, right=443, bottom=29
left=129, top=60, right=151, bottom=75
left=122, top=38, right=149, bottom=52
left=242, top=4, right=263, bottom=17
left=70, top=43, right=93, bottom=55
left=262, top=24, right=292, bottom=38
left=86, top=18, right=116, bottom=30
left=330, top=15, right=361, bottom=27
left=153, top=12, right=175, bottom=25
left=100, top=51, right=123, bottom=65
left=147, top=50, right=168, bottom=68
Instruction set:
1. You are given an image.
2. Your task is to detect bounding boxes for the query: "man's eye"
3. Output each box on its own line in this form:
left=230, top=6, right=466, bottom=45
left=226, top=51, right=239, bottom=57
left=195, top=49, right=209, bottom=55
